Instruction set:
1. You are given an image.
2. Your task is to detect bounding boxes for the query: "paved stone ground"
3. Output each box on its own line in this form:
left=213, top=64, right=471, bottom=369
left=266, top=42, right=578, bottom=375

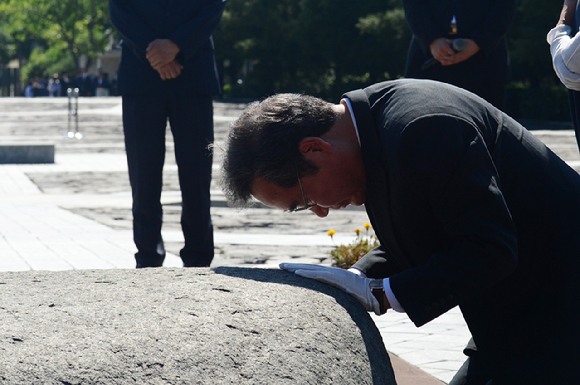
left=0, top=96, right=578, bottom=384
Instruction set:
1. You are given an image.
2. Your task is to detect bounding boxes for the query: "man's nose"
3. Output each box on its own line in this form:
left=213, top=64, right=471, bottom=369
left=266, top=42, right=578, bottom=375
left=310, top=206, right=329, bottom=218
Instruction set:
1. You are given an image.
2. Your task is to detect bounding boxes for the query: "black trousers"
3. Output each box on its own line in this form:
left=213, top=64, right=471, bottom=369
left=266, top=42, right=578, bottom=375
left=122, top=93, right=214, bottom=268
left=448, top=339, right=492, bottom=385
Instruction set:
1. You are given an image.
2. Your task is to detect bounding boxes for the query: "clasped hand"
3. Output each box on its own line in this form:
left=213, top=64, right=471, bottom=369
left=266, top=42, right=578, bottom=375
left=429, top=37, right=480, bottom=66
left=146, top=39, right=183, bottom=80
left=279, top=263, right=381, bottom=315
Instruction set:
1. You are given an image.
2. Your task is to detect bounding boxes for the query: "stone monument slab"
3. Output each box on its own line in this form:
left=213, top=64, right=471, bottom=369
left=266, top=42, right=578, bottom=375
left=0, top=143, right=54, bottom=164
left=0, top=267, right=396, bottom=384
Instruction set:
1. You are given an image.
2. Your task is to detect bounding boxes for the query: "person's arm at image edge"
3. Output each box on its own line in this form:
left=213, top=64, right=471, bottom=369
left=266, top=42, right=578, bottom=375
left=548, top=0, right=580, bottom=90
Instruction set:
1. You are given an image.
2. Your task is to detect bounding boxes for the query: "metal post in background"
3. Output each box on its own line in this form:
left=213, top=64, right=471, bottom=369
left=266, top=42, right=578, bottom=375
left=64, top=88, right=83, bottom=139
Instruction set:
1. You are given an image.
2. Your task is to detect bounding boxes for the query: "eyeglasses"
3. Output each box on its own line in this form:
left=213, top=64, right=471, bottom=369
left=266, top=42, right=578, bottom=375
left=284, top=174, right=317, bottom=213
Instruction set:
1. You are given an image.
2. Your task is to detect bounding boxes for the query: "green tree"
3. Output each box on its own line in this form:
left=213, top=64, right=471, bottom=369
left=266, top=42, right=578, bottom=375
left=355, top=4, right=412, bottom=86
left=0, top=0, right=35, bottom=68
left=0, top=0, right=113, bottom=78
left=505, top=0, right=570, bottom=121
left=0, top=26, right=16, bottom=65
left=0, top=0, right=574, bottom=121
left=20, top=45, right=75, bottom=83
left=215, top=0, right=574, bottom=121
left=214, top=0, right=410, bottom=100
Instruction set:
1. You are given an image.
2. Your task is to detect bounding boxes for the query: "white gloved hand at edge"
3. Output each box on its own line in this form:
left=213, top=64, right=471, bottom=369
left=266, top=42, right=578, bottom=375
left=279, top=263, right=381, bottom=315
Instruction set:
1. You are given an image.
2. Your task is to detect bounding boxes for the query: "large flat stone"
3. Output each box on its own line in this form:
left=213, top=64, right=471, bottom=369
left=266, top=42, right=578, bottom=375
left=0, top=267, right=396, bottom=384
left=0, top=144, right=54, bottom=164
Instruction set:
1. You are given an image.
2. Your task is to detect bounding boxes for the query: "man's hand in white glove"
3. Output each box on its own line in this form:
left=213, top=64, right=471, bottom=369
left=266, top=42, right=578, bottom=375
left=279, top=263, right=386, bottom=315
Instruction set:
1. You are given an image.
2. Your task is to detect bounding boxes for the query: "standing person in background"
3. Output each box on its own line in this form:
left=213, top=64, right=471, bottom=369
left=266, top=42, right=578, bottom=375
left=110, top=74, right=118, bottom=96
left=47, top=73, right=62, bottom=97
left=402, top=1, right=517, bottom=110
left=24, top=82, right=33, bottom=97
left=109, top=0, right=227, bottom=268
left=60, top=72, right=71, bottom=96
left=73, top=68, right=93, bottom=96
left=548, top=0, right=580, bottom=152
left=31, top=78, right=45, bottom=97
left=93, top=70, right=110, bottom=96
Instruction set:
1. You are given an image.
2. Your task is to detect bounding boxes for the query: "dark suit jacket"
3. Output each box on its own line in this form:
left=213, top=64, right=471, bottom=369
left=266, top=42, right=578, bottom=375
left=109, top=0, right=226, bottom=96
left=568, top=2, right=580, bottom=151
left=347, top=80, right=580, bottom=384
left=73, top=74, right=94, bottom=96
left=93, top=76, right=110, bottom=94
left=403, top=0, right=516, bottom=97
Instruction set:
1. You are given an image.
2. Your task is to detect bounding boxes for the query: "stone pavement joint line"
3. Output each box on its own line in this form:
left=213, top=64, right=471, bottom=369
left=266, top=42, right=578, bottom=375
left=1, top=98, right=579, bottom=384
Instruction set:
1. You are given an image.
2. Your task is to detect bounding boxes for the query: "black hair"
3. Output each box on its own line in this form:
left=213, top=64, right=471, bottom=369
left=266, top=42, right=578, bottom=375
left=220, top=93, right=336, bottom=207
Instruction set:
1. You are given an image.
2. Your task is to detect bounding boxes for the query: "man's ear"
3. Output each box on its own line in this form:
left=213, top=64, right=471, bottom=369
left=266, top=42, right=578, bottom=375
left=299, top=137, right=332, bottom=156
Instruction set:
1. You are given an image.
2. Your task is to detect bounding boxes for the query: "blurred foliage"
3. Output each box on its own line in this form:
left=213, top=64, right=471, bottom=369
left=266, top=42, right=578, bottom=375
left=213, top=0, right=573, bottom=121
left=21, top=45, right=75, bottom=83
left=505, top=0, right=570, bottom=121
left=0, top=0, right=575, bottom=122
left=0, top=27, right=16, bottom=64
left=509, top=0, right=562, bottom=89
left=0, top=0, right=112, bottom=82
left=214, top=0, right=411, bottom=100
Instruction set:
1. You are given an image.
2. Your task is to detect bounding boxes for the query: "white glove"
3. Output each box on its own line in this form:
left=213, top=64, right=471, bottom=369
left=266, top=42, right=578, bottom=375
left=547, top=24, right=580, bottom=91
left=279, top=263, right=381, bottom=315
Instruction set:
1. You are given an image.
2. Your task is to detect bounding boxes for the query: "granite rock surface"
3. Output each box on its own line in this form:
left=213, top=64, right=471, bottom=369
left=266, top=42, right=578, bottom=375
left=0, top=267, right=396, bottom=384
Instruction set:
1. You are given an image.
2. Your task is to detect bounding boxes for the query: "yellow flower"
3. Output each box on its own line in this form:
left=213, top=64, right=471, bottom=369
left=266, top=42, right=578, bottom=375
left=364, top=223, right=371, bottom=230
left=355, top=228, right=362, bottom=236
left=327, top=230, right=337, bottom=238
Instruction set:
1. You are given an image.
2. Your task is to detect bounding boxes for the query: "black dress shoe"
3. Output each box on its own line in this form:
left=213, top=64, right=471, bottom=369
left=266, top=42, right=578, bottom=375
left=181, top=251, right=213, bottom=268
left=136, top=261, right=163, bottom=269
left=182, top=261, right=211, bottom=268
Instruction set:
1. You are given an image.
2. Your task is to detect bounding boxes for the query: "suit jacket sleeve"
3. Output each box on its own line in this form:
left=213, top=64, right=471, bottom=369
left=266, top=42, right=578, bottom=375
left=168, top=0, right=227, bottom=64
left=389, top=115, right=518, bottom=327
left=352, top=245, right=405, bottom=278
left=466, top=0, right=516, bottom=56
left=402, top=0, right=442, bottom=53
left=109, top=0, right=227, bottom=65
left=109, top=0, right=158, bottom=62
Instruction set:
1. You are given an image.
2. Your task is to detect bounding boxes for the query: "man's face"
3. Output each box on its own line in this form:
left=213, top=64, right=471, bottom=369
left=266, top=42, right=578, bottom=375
left=251, top=166, right=366, bottom=218
left=251, top=113, right=366, bottom=217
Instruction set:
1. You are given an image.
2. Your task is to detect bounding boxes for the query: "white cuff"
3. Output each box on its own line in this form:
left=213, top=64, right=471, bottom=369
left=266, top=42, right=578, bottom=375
left=348, top=267, right=367, bottom=278
left=547, top=24, right=572, bottom=45
left=384, top=278, right=405, bottom=313
left=347, top=268, right=405, bottom=312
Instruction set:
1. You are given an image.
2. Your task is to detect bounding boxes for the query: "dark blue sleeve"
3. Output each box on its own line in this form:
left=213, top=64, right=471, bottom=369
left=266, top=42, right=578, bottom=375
left=168, top=0, right=227, bottom=64
left=402, top=0, right=442, bottom=52
left=390, top=116, right=518, bottom=327
left=109, top=0, right=158, bottom=63
left=352, top=246, right=405, bottom=279
left=467, top=0, right=517, bottom=56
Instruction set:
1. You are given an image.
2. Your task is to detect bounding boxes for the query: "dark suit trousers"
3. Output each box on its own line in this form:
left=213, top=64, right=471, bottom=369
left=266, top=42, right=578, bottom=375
left=122, top=93, right=214, bottom=267
left=568, top=90, right=580, bottom=153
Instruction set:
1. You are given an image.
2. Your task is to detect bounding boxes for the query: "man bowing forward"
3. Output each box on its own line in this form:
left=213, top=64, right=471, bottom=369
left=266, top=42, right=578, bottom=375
left=221, top=79, right=580, bottom=384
